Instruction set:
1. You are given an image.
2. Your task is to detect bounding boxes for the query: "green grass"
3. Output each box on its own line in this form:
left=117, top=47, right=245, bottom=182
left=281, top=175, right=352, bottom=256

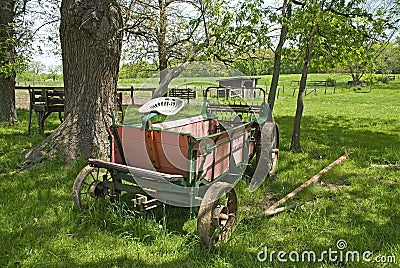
left=18, top=73, right=396, bottom=93
left=1, top=76, right=400, bottom=267
left=17, top=72, right=396, bottom=90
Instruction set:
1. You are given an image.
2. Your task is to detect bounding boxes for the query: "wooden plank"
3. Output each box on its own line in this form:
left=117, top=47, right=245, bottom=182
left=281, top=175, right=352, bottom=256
left=168, top=88, right=197, bottom=103
left=46, top=91, right=65, bottom=97
left=308, top=81, right=327, bottom=87
left=168, top=88, right=196, bottom=99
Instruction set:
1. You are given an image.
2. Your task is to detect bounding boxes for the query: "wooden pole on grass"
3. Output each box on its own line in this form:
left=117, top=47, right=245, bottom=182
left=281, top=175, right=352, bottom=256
left=264, top=152, right=353, bottom=216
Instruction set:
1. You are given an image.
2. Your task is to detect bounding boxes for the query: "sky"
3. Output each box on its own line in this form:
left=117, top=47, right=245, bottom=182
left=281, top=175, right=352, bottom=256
left=32, top=52, right=61, bottom=67
left=28, top=0, right=62, bottom=68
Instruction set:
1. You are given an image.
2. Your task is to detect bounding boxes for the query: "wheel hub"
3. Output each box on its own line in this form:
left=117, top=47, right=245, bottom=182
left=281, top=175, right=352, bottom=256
left=89, top=180, right=106, bottom=198
left=212, top=205, right=229, bottom=227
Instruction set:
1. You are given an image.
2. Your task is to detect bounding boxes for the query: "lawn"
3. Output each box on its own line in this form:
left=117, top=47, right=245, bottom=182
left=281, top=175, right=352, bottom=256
left=1, top=76, right=399, bottom=267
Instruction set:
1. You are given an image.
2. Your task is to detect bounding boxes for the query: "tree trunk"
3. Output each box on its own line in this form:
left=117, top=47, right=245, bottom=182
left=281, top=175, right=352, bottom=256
left=25, top=0, right=123, bottom=163
left=153, top=62, right=189, bottom=98
left=0, top=75, right=17, bottom=123
left=0, top=0, right=18, bottom=124
left=152, top=44, right=202, bottom=98
left=349, top=65, right=364, bottom=85
left=156, top=0, right=169, bottom=97
left=268, top=0, right=291, bottom=111
left=290, top=31, right=315, bottom=152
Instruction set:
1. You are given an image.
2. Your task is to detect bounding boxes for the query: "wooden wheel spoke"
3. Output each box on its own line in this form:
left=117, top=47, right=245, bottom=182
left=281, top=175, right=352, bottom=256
left=218, top=213, right=229, bottom=220
left=72, top=165, right=109, bottom=211
left=197, top=182, right=238, bottom=247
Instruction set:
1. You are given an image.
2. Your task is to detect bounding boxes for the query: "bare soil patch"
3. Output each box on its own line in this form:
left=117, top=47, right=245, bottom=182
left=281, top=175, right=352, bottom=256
left=16, top=90, right=30, bottom=110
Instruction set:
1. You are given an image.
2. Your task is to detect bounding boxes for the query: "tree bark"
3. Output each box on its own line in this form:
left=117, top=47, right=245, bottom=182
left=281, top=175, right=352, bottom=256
left=290, top=30, right=316, bottom=152
left=0, top=75, right=17, bottom=123
left=25, top=0, right=123, bottom=163
left=156, top=0, right=169, bottom=97
left=0, top=0, right=18, bottom=124
left=268, top=0, right=291, bottom=111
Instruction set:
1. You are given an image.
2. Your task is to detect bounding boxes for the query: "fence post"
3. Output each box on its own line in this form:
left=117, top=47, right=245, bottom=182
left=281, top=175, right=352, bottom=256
left=130, top=86, right=134, bottom=105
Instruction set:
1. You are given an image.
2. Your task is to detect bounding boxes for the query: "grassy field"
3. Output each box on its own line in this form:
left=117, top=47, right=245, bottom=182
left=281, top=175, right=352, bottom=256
left=2, top=76, right=400, bottom=267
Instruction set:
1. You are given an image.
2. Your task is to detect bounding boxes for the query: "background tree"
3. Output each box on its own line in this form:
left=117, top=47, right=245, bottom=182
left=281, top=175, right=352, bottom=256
left=163, top=0, right=272, bottom=96
left=232, top=49, right=274, bottom=76
left=122, top=0, right=205, bottom=95
left=119, top=62, right=157, bottom=78
left=28, top=60, right=45, bottom=74
left=0, top=0, right=19, bottom=124
left=122, top=0, right=273, bottom=97
left=391, top=38, right=400, bottom=74
left=375, top=42, right=396, bottom=76
left=26, top=0, right=123, bottom=162
left=344, top=1, right=399, bottom=84
left=288, top=0, right=381, bottom=151
left=267, top=0, right=292, bottom=111
left=46, top=64, right=61, bottom=81
left=202, top=0, right=271, bottom=66
left=1, top=0, right=61, bottom=123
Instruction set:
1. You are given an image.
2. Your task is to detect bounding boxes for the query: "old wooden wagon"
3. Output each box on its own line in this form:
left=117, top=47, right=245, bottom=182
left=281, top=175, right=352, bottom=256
left=72, top=87, right=279, bottom=246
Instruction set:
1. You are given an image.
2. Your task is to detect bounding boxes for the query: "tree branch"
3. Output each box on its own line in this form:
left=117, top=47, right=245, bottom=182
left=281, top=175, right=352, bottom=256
left=292, top=0, right=305, bottom=7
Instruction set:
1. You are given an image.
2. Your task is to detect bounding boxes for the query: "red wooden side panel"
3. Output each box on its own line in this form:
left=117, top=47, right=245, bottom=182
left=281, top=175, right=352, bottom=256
left=110, top=117, right=252, bottom=181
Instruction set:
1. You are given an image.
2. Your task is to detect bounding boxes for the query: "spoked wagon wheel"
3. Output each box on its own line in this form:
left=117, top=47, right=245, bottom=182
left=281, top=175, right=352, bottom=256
left=249, top=122, right=279, bottom=190
left=197, top=182, right=238, bottom=246
left=257, top=122, right=279, bottom=176
left=72, top=165, right=110, bottom=211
